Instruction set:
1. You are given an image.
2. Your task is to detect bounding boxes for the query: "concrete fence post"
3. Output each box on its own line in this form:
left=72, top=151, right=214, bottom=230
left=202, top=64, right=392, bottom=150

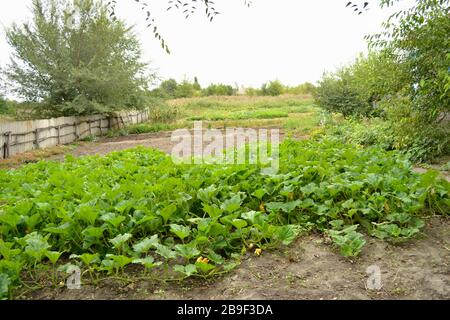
left=74, top=123, right=79, bottom=139
left=34, top=128, right=40, bottom=149
left=3, top=132, right=11, bottom=159
left=57, top=125, right=61, bottom=145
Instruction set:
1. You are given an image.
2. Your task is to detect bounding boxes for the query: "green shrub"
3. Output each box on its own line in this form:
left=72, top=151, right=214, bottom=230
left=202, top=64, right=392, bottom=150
left=0, top=96, right=7, bottom=114
left=153, top=79, right=179, bottom=98
left=147, top=98, right=179, bottom=123
left=233, top=110, right=288, bottom=120
left=285, top=82, right=317, bottom=95
left=151, top=80, right=234, bottom=99
left=324, top=98, right=450, bottom=163
left=382, top=97, right=450, bottom=163
left=314, top=73, right=372, bottom=117
left=315, top=51, right=408, bottom=118
left=202, top=84, right=235, bottom=96
left=245, top=87, right=262, bottom=96
left=176, top=81, right=197, bottom=98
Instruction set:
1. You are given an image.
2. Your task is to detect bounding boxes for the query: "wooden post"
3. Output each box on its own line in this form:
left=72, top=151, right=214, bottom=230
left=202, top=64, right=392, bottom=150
left=108, top=117, right=111, bottom=130
left=35, top=128, right=40, bottom=149
left=89, top=121, right=92, bottom=135
left=57, top=125, right=61, bottom=145
left=99, top=119, right=103, bottom=135
left=3, top=132, right=11, bottom=159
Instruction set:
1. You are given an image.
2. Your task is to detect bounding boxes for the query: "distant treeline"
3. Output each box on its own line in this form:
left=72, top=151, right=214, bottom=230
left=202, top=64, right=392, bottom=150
left=149, top=78, right=316, bottom=99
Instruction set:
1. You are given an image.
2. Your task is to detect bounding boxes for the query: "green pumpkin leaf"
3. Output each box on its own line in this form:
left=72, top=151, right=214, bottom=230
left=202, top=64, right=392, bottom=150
left=159, top=203, right=177, bottom=224
left=133, top=235, right=159, bottom=254
left=170, top=224, right=191, bottom=240
left=110, top=233, right=133, bottom=249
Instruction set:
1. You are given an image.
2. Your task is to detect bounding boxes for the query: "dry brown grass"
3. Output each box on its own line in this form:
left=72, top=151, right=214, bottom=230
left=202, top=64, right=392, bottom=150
left=0, top=145, right=75, bottom=169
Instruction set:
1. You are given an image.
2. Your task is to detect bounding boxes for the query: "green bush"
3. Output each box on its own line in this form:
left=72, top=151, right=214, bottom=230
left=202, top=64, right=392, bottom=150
left=127, top=123, right=175, bottom=134
left=176, top=81, right=197, bottom=98
left=324, top=97, right=450, bottom=163
left=325, top=118, right=394, bottom=151
left=285, top=82, right=317, bottom=95
left=151, top=80, right=234, bottom=99
left=0, top=96, right=7, bottom=114
left=146, top=98, right=179, bottom=123
left=314, top=72, right=372, bottom=117
left=245, top=87, right=262, bottom=96
left=370, top=0, right=450, bottom=124
left=315, top=51, right=408, bottom=118
left=202, top=84, right=235, bottom=96
left=381, top=97, right=450, bottom=163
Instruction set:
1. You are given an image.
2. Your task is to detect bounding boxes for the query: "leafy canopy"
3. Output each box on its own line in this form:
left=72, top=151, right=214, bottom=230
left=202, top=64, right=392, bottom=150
left=4, top=0, right=152, bottom=117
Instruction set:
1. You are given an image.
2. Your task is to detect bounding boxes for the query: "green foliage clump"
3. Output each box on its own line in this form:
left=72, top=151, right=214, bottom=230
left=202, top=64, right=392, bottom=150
left=3, top=0, right=150, bottom=117
left=325, top=118, right=394, bottom=150
left=151, top=79, right=180, bottom=99
left=316, top=0, right=449, bottom=162
left=314, top=72, right=370, bottom=117
left=381, top=97, right=450, bottom=163
left=284, top=82, right=316, bottom=95
left=324, top=108, right=449, bottom=163
left=314, top=51, right=407, bottom=118
left=250, top=81, right=315, bottom=97
left=126, top=123, right=175, bottom=135
left=370, top=0, right=450, bottom=124
left=244, top=87, right=261, bottom=96
left=0, top=138, right=448, bottom=298
left=151, top=79, right=236, bottom=99
left=176, top=81, right=198, bottom=98
left=202, top=84, right=235, bottom=96
left=0, top=96, right=7, bottom=114
left=261, top=80, right=284, bottom=96
left=147, top=98, right=179, bottom=123
left=327, top=225, right=366, bottom=257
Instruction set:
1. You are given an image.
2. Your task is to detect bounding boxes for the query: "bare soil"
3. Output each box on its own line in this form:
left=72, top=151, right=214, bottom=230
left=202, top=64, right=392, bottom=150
left=50, top=131, right=178, bottom=160
left=49, top=129, right=289, bottom=160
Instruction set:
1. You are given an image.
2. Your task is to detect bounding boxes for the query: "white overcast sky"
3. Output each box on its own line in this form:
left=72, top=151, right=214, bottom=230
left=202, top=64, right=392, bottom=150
left=0, top=0, right=415, bottom=90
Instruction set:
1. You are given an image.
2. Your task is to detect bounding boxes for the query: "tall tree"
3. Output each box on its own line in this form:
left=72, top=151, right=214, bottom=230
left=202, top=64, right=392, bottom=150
left=4, top=0, right=152, bottom=117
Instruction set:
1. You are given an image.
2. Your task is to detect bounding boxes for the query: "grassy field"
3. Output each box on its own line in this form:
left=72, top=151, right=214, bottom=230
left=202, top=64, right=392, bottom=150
left=116, top=95, right=322, bottom=137
left=170, top=94, right=316, bottom=122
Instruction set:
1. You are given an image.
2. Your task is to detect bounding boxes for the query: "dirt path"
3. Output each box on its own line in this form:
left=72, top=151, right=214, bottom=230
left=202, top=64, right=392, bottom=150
left=50, top=131, right=177, bottom=160
left=49, top=129, right=289, bottom=160
left=27, top=216, right=449, bottom=300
